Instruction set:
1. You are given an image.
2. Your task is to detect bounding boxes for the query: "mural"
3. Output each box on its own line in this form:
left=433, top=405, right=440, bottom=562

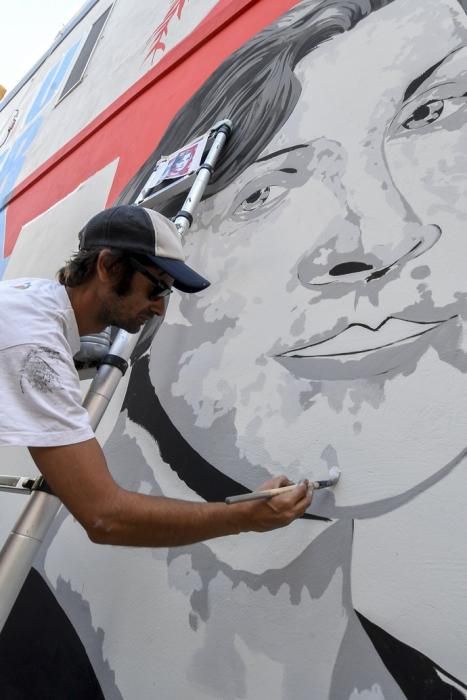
left=146, top=0, right=192, bottom=60
left=2, top=0, right=467, bottom=698
left=111, top=0, right=467, bottom=697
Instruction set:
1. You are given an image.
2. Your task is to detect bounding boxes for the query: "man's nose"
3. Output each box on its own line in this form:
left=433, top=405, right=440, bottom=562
left=150, top=297, right=167, bottom=316
left=296, top=139, right=441, bottom=288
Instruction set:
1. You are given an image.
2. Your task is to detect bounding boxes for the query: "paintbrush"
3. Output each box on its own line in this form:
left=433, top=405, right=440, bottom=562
left=225, top=467, right=341, bottom=504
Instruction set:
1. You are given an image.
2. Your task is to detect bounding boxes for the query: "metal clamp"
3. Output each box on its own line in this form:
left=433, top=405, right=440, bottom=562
left=0, top=475, right=39, bottom=494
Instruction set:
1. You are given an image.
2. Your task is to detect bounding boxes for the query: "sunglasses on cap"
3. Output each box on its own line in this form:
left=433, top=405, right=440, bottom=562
left=128, top=256, right=173, bottom=300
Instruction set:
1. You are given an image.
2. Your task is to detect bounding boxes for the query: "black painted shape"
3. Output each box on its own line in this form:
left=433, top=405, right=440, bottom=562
left=0, top=568, right=104, bottom=700
left=357, top=611, right=467, bottom=699
left=403, top=57, right=447, bottom=102
left=366, top=266, right=390, bottom=282
left=124, top=356, right=328, bottom=521
left=330, top=262, right=373, bottom=276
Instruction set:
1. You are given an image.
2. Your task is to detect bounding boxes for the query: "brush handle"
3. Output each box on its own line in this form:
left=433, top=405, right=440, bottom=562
left=225, top=484, right=297, bottom=504
left=225, top=475, right=339, bottom=504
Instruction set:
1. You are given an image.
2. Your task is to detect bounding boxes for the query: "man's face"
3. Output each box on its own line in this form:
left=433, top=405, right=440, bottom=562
left=147, top=0, right=467, bottom=517
left=102, top=262, right=172, bottom=333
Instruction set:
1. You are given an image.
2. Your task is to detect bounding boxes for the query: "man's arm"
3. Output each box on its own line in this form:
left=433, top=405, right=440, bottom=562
left=29, top=439, right=312, bottom=547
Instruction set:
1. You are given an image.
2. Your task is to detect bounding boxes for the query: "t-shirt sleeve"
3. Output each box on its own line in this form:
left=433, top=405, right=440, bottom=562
left=0, top=344, right=94, bottom=447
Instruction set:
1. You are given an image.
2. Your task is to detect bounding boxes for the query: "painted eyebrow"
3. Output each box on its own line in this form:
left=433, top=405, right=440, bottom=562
left=254, top=143, right=309, bottom=164
left=403, top=56, right=449, bottom=101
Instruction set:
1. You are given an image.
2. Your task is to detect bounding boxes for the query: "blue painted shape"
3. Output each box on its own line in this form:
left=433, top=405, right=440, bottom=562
left=0, top=118, right=43, bottom=277
left=0, top=120, right=42, bottom=210
left=0, top=257, right=9, bottom=279
left=25, top=42, right=79, bottom=126
left=0, top=41, right=80, bottom=279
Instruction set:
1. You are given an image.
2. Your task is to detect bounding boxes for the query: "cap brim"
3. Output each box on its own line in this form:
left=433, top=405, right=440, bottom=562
left=145, top=255, right=210, bottom=293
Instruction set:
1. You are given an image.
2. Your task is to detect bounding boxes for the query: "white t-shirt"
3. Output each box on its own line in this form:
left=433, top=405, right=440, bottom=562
left=0, top=278, right=94, bottom=447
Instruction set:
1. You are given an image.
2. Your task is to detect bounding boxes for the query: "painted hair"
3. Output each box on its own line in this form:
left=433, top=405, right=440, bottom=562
left=118, top=0, right=399, bottom=212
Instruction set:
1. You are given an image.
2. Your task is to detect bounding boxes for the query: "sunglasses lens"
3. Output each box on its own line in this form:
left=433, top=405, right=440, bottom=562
left=129, top=257, right=172, bottom=300
left=150, top=283, right=171, bottom=300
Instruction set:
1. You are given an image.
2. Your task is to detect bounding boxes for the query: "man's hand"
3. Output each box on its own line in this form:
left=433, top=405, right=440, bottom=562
left=233, top=475, right=313, bottom=533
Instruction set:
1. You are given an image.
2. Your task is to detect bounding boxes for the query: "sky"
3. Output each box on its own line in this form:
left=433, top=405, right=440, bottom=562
left=1, top=0, right=86, bottom=93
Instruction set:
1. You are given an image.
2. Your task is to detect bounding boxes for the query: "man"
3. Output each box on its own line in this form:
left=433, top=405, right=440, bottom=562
left=0, top=205, right=312, bottom=546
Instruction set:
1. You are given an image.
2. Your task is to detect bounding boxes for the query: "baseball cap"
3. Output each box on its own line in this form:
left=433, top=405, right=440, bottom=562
left=78, top=205, right=210, bottom=293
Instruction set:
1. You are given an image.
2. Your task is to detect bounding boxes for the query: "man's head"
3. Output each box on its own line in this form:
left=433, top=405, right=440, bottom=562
left=58, top=206, right=210, bottom=334
left=78, top=205, right=209, bottom=293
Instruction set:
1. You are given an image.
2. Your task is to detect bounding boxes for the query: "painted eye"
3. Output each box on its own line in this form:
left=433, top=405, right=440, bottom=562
left=238, top=186, right=271, bottom=212
left=402, top=99, right=444, bottom=130
left=231, top=183, right=289, bottom=224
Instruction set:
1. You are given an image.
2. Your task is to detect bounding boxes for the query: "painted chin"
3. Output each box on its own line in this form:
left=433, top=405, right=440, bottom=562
left=274, top=317, right=456, bottom=381
left=310, top=448, right=462, bottom=521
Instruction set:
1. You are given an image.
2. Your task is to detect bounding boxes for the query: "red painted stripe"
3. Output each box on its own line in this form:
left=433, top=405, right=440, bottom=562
left=5, top=0, right=300, bottom=256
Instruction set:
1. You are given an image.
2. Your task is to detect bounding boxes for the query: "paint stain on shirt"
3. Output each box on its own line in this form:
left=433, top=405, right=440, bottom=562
left=20, top=347, right=61, bottom=394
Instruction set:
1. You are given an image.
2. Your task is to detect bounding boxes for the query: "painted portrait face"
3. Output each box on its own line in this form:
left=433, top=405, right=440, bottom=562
left=146, top=0, right=467, bottom=518
left=172, top=151, right=192, bottom=171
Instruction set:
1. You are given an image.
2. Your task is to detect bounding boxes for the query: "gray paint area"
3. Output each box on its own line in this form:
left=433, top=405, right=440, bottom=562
left=38, top=0, right=467, bottom=697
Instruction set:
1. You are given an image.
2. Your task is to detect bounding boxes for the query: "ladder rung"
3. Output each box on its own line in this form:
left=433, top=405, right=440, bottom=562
left=0, top=475, right=37, bottom=494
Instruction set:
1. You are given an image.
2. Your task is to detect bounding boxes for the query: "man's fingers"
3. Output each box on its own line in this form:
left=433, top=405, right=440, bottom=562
left=237, top=478, right=314, bottom=532
left=270, top=480, right=309, bottom=504
left=295, top=483, right=314, bottom=513
left=267, top=480, right=313, bottom=518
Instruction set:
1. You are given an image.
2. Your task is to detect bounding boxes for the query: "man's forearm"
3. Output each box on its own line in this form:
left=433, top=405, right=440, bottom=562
left=86, top=488, right=246, bottom=547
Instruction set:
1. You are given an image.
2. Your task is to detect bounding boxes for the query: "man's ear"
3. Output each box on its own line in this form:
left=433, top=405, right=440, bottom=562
left=96, top=249, right=120, bottom=284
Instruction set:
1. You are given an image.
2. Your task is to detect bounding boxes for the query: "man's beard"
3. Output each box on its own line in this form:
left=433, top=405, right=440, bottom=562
left=97, top=298, right=143, bottom=334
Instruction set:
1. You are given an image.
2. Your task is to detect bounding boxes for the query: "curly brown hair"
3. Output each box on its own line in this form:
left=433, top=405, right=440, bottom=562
left=57, top=247, right=135, bottom=296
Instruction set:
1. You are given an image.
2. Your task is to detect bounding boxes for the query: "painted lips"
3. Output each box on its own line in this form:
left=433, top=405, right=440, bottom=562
left=275, top=317, right=455, bottom=380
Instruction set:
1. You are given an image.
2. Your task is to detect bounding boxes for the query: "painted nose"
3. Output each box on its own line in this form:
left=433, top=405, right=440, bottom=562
left=330, top=261, right=372, bottom=276
left=294, top=136, right=443, bottom=288
left=297, top=222, right=441, bottom=287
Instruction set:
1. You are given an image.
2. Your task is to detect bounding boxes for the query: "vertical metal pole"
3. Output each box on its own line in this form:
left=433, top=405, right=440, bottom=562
left=0, top=119, right=233, bottom=633
left=175, top=120, right=232, bottom=236
left=0, top=492, right=62, bottom=631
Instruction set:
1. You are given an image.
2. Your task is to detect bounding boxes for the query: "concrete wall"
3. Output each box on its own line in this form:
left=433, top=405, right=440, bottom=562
left=1, top=1, right=467, bottom=698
